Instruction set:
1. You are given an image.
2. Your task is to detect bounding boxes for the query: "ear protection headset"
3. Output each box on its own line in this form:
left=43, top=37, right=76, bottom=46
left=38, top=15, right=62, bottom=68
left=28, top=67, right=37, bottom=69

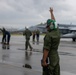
left=47, top=19, right=57, bottom=30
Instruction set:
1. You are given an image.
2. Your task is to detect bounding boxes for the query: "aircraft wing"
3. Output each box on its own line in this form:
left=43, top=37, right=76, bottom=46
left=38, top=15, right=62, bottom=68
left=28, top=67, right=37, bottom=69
left=61, top=32, right=76, bottom=38
left=69, top=28, right=76, bottom=31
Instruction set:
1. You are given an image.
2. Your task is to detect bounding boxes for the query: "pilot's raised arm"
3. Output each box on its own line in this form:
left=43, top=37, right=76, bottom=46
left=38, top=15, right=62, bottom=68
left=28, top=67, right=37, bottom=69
left=49, top=7, right=56, bottom=21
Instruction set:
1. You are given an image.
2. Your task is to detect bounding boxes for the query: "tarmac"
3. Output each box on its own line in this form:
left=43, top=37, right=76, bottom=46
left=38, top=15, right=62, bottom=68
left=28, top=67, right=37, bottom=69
left=0, top=35, right=76, bottom=75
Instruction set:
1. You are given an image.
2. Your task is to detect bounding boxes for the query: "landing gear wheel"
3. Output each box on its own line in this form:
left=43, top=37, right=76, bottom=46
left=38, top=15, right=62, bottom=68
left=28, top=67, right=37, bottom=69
left=72, top=38, right=76, bottom=42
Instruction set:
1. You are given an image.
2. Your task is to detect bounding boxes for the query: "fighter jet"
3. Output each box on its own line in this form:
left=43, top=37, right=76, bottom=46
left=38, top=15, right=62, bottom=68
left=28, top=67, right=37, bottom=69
left=33, top=23, right=76, bottom=42
left=61, top=32, right=76, bottom=41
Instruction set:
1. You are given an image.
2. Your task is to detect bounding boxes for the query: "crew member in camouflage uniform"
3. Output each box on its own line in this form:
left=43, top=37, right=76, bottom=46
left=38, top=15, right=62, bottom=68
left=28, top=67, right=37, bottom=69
left=41, top=7, right=60, bottom=75
left=36, top=29, right=40, bottom=44
left=0, top=27, right=6, bottom=44
left=32, top=30, right=36, bottom=44
left=23, top=28, right=32, bottom=50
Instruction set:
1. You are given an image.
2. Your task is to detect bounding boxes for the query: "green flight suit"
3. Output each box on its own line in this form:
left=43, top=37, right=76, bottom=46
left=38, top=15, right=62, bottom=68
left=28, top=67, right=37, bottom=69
left=43, top=28, right=60, bottom=75
left=23, top=29, right=32, bottom=50
left=32, top=30, right=36, bottom=44
left=36, top=29, right=40, bottom=44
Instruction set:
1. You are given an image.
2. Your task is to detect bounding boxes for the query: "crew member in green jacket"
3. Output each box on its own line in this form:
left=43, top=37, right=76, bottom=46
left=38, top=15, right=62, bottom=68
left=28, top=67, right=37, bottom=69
left=41, top=7, right=60, bottom=75
left=23, top=28, right=33, bottom=50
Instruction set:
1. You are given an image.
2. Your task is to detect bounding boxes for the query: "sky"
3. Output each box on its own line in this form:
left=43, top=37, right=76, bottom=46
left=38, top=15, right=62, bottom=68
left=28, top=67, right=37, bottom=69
left=0, top=0, right=76, bottom=28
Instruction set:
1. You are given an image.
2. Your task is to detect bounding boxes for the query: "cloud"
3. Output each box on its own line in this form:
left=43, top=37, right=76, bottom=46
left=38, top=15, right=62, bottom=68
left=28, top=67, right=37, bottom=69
left=0, top=0, right=76, bottom=28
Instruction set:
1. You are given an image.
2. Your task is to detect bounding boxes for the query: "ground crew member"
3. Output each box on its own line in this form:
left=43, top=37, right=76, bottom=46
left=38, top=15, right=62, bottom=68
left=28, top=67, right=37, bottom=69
left=23, top=28, right=33, bottom=50
left=0, top=27, right=6, bottom=44
left=32, top=30, right=36, bottom=44
left=0, top=27, right=11, bottom=45
left=5, top=30, right=11, bottom=45
left=36, top=29, right=40, bottom=44
left=41, top=7, right=60, bottom=75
